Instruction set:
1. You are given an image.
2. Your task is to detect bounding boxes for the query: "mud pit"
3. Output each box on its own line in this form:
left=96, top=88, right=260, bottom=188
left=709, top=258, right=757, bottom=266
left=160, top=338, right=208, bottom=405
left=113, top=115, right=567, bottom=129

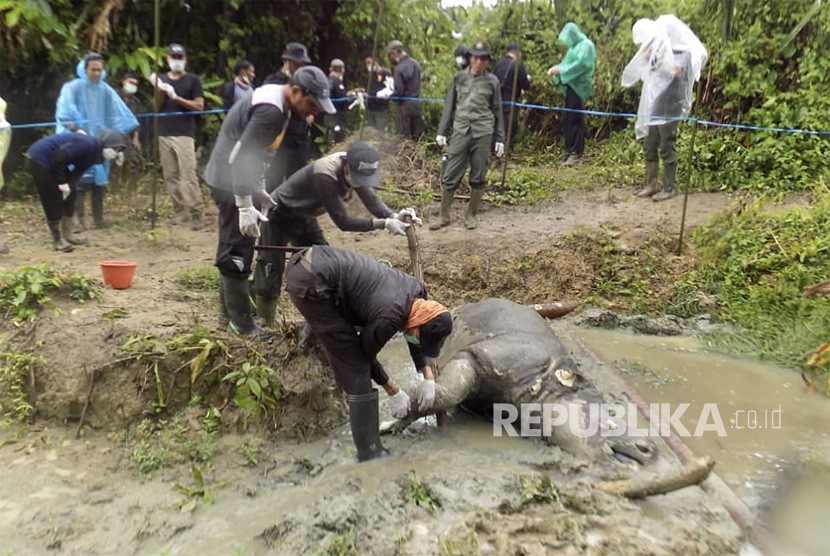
left=0, top=160, right=750, bottom=554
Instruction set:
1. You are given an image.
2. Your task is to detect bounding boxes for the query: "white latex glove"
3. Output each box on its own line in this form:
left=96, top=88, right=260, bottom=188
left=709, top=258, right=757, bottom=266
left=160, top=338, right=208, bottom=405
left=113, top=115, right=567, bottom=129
left=435, top=135, right=447, bottom=147
left=58, top=183, right=71, bottom=201
left=348, top=93, right=365, bottom=111
left=388, top=390, right=411, bottom=419
left=235, top=195, right=269, bottom=238
left=75, top=129, right=87, bottom=135
left=384, top=76, right=395, bottom=90
left=375, top=87, right=393, bottom=100
left=114, top=152, right=125, bottom=167
left=258, top=189, right=276, bottom=213
left=417, top=379, right=436, bottom=412
left=384, top=218, right=410, bottom=236
left=494, top=142, right=505, bottom=158
left=547, top=65, right=559, bottom=77
left=159, top=82, right=177, bottom=99
left=393, top=207, right=423, bottom=226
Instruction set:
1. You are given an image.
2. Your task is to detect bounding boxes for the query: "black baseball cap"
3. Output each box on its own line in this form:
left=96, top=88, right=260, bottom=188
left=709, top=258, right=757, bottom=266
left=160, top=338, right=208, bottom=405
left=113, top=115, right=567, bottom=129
left=345, top=141, right=380, bottom=188
left=469, top=41, right=492, bottom=59
left=168, top=43, right=186, bottom=57
left=292, top=66, right=336, bottom=114
left=419, top=312, right=453, bottom=358
left=282, top=42, right=311, bottom=64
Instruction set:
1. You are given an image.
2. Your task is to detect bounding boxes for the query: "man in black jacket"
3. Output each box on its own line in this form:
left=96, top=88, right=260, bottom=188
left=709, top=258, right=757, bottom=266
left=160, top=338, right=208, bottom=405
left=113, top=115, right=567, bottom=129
left=285, top=245, right=453, bottom=461
left=492, top=41, right=531, bottom=149
left=382, top=40, right=425, bottom=140
left=204, top=66, right=335, bottom=340
left=252, top=141, right=420, bottom=325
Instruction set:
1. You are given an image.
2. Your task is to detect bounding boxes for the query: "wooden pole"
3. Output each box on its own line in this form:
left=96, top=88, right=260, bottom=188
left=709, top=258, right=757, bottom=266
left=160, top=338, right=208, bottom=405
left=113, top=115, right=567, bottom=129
left=676, top=117, right=697, bottom=255
left=499, top=0, right=525, bottom=190
left=150, top=0, right=160, bottom=230
left=402, top=214, right=422, bottom=280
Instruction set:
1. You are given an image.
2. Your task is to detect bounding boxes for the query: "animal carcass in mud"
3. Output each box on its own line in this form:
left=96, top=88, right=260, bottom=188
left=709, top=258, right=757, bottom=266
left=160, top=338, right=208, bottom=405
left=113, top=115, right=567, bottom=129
left=387, top=298, right=658, bottom=466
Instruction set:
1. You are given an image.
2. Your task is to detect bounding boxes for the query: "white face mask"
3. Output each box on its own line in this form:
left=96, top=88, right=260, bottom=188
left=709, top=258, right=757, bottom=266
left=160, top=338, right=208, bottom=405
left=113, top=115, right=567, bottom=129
left=456, top=56, right=466, bottom=68
left=102, top=147, right=118, bottom=160
left=241, top=75, right=250, bottom=85
left=168, top=58, right=186, bottom=72
left=123, top=83, right=137, bottom=95
left=366, top=64, right=373, bottom=72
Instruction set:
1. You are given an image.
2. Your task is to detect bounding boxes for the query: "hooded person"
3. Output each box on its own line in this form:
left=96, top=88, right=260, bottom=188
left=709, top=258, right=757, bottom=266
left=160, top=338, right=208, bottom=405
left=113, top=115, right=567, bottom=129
left=622, top=15, right=707, bottom=201
left=55, top=52, right=139, bottom=230
left=26, top=129, right=126, bottom=252
left=252, top=141, right=421, bottom=326
left=204, top=65, right=336, bottom=340
left=547, top=23, right=596, bottom=164
left=284, top=245, right=453, bottom=462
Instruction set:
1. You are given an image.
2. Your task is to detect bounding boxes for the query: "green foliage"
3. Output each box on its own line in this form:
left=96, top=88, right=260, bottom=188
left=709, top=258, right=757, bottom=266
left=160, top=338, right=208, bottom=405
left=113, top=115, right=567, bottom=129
left=518, top=474, right=561, bottom=506
left=675, top=188, right=830, bottom=388
left=173, top=464, right=225, bottom=512
left=0, top=264, right=99, bottom=325
left=0, top=351, right=40, bottom=427
left=402, top=470, right=440, bottom=514
left=174, top=266, right=221, bottom=293
left=238, top=435, right=260, bottom=467
left=222, top=362, right=282, bottom=428
left=126, top=416, right=216, bottom=475
left=322, top=529, right=359, bottom=556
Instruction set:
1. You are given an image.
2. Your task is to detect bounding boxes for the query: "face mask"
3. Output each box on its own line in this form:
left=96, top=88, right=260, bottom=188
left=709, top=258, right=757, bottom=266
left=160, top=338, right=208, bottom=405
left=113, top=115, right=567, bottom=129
left=456, top=56, right=466, bottom=68
left=123, top=83, right=137, bottom=95
left=241, top=75, right=250, bottom=85
left=366, top=64, right=373, bottom=72
left=168, top=58, right=186, bottom=72
left=344, top=171, right=356, bottom=188
left=403, top=333, right=420, bottom=345
left=102, top=147, right=118, bottom=160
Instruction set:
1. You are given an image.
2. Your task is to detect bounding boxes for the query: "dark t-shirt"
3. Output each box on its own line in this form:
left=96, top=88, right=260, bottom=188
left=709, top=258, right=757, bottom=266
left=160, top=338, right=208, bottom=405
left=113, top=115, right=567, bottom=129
left=367, top=68, right=392, bottom=111
left=158, top=73, right=204, bottom=137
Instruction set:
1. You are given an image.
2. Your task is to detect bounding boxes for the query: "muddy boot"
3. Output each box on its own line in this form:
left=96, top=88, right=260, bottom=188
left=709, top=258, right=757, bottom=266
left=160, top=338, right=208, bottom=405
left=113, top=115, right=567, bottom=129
left=73, top=189, right=86, bottom=232
left=255, top=295, right=278, bottom=327
left=298, top=321, right=316, bottom=352
left=222, top=275, right=274, bottom=341
left=429, top=189, right=454, bottom=230
left=91, top=187, right=109, bottom=229
left=636, top=160, right=660, bottom=198
left=217, top=283, right=230, bottom=327
left=190, top=211, right=204, bottom=231
left=47, top=220, right=74, bottom=252
left=61, top=217, right=88, bottom=245
left=465, top=188, right=485, bottom=230
left=347, top=389, right=389, bottom=462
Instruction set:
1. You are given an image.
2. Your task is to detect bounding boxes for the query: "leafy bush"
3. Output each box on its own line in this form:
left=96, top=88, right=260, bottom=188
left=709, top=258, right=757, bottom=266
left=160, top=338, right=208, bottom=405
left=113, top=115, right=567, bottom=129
left=0, top=351, right=41, bottom=427
left=0, top=264, right=99, bottom=325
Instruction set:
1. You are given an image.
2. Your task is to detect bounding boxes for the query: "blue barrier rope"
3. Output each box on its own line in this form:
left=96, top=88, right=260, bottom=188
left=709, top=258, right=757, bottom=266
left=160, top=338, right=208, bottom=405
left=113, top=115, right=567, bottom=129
left=8, top=97, right=830, bottom=136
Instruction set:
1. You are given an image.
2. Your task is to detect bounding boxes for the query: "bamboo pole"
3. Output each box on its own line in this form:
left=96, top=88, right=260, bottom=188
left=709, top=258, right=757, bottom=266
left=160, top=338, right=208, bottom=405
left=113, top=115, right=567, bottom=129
left=150, top=0, right=160, bottom=229
left=499, top=0, right=525, bottom=190
left=676, top=117, right=697, bottom=255
left=359, top=0, right=384, bottom=141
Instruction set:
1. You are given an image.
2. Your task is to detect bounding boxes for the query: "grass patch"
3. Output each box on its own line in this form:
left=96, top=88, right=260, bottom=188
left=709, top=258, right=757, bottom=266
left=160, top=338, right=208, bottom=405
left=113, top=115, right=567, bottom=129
left=0, top=264, right=99, bottom=325
left=175, top=266, right=220, bottom=292
left=401, top=470, right=441, bottom=514
left=124, top=415, right=217, bottom=474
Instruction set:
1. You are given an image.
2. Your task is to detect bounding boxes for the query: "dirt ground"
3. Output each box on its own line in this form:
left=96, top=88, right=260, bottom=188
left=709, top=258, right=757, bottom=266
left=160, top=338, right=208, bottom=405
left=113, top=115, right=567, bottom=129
left=0, top=157, right=750, bottom=555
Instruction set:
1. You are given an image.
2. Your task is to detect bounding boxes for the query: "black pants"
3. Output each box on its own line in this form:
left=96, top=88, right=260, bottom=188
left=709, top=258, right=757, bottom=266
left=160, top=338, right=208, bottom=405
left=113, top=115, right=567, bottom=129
left=563, top=86, right=585, bottom=156
left=502, top=103, right=520, bottom=146
left=210, top=186, right=256, bottom=279
left=31, top=160, right=76, bottom=221
left=251, top=205, right=327, bottom=301
left=286, top=254, right=373, bottom=395
left=396, top=100, right=425, bottom=140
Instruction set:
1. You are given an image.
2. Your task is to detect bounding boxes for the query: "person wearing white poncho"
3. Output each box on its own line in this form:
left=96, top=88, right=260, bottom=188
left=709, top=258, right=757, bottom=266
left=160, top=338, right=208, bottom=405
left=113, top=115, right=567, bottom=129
left=621, top=15, right=707, bottom=201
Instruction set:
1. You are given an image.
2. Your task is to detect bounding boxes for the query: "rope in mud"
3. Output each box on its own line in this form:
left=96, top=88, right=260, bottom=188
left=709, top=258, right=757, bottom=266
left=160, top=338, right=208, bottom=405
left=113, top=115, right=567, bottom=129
left=560, top=326, right=775, bottom=554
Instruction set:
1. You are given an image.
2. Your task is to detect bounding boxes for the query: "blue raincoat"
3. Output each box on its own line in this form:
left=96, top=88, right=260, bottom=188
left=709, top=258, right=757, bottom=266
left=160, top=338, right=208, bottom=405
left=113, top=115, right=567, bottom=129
left=55, top=60, right=139, bottom=186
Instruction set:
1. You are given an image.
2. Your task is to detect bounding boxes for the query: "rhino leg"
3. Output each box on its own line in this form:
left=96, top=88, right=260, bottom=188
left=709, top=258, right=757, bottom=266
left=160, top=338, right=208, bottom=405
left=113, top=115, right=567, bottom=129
left=380, top=353, right=477, bottom=434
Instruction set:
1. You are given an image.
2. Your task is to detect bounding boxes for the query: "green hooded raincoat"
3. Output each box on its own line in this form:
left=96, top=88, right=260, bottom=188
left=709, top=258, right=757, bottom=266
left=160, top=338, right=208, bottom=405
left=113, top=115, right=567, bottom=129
left=553, top=22, right=596, bottom=102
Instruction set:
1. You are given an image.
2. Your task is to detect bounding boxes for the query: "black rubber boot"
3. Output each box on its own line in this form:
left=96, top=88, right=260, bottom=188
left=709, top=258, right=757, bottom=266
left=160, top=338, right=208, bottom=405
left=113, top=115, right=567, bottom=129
left=91, top=187, right=109, bottom=229
left=47, top=220, right=74, bottom=252
left=61, top=217, right=88, bottom=245
left=73, top=189, right=86, bottom=232
left=347, top=389, right=389, bottom=462
left=222, top=275, right=274, bottom=341
left=429, top=189, right=454, bottom=230
left=217, top=283, right=230, bottom=327
left=465, top=188, right=485, bottom=230
left=255, top=295, right=278, bottom=327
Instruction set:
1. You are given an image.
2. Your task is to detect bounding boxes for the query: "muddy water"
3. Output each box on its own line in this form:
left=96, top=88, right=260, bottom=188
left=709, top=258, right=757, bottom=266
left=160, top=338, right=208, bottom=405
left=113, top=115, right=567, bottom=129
left=572, top=327, right=830, bottom=554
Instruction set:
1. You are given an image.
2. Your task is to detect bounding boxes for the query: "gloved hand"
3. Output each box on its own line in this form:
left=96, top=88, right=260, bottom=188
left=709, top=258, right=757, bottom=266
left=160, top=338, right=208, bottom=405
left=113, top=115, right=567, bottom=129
left=375, top=87, right=393, bottom=100
left=384, top=218, right=410, bottom=236
left=58, top=183, right=71, bottom=201
left=393, top=207, right=423, bottom=226
left=384, top=76, right=395, bottom=90
left=348, top=92, right=365, bottom=111
left=388, top=390, right=411, bottom=419
left=114, top=152, right=125, bottom=167
left=235, top=195, right=268, bottom=238
left=158, top=82, right=178, bottom=100
left=547, top=65, right=560, bottom=77
left=494, top=142, right=505, bottom=158
left=75, top=129, right=87, bottom=135
left=258, top=189, right=276, bottom=214
left=435, top=135, right=447, bottom=147
left=417, top=379, right=436, bottom=412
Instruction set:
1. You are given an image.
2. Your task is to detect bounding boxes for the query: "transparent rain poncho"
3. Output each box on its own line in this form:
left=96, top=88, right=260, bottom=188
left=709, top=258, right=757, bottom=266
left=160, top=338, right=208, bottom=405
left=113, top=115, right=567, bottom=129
left=621, top=15, right=708, bottom=139
left=0, top=96, right=9, bottom=191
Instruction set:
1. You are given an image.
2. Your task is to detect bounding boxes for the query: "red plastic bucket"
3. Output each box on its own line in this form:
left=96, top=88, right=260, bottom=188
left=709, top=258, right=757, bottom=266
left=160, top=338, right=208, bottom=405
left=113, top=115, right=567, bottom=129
left=99, top=261, right=137, bottom=289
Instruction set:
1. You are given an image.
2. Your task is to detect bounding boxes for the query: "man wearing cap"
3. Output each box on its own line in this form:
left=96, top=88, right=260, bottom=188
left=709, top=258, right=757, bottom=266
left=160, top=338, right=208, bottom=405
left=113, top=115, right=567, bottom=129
left=253, top=141, right=421, bottom=325
left=285, top=244, right=453, bottom=461
left=152, top=43, right=206, bottom=230
left=492, top=41, right=531, bottom=149
left=262, top=42, right=314, bottom=183
left=432, top=41, right=505, bottom=231
left=382, top=40, right=425, bottom=140
left=204, top=66, right=336, bottom=340
left=326, top=58, right=347, bottom=142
